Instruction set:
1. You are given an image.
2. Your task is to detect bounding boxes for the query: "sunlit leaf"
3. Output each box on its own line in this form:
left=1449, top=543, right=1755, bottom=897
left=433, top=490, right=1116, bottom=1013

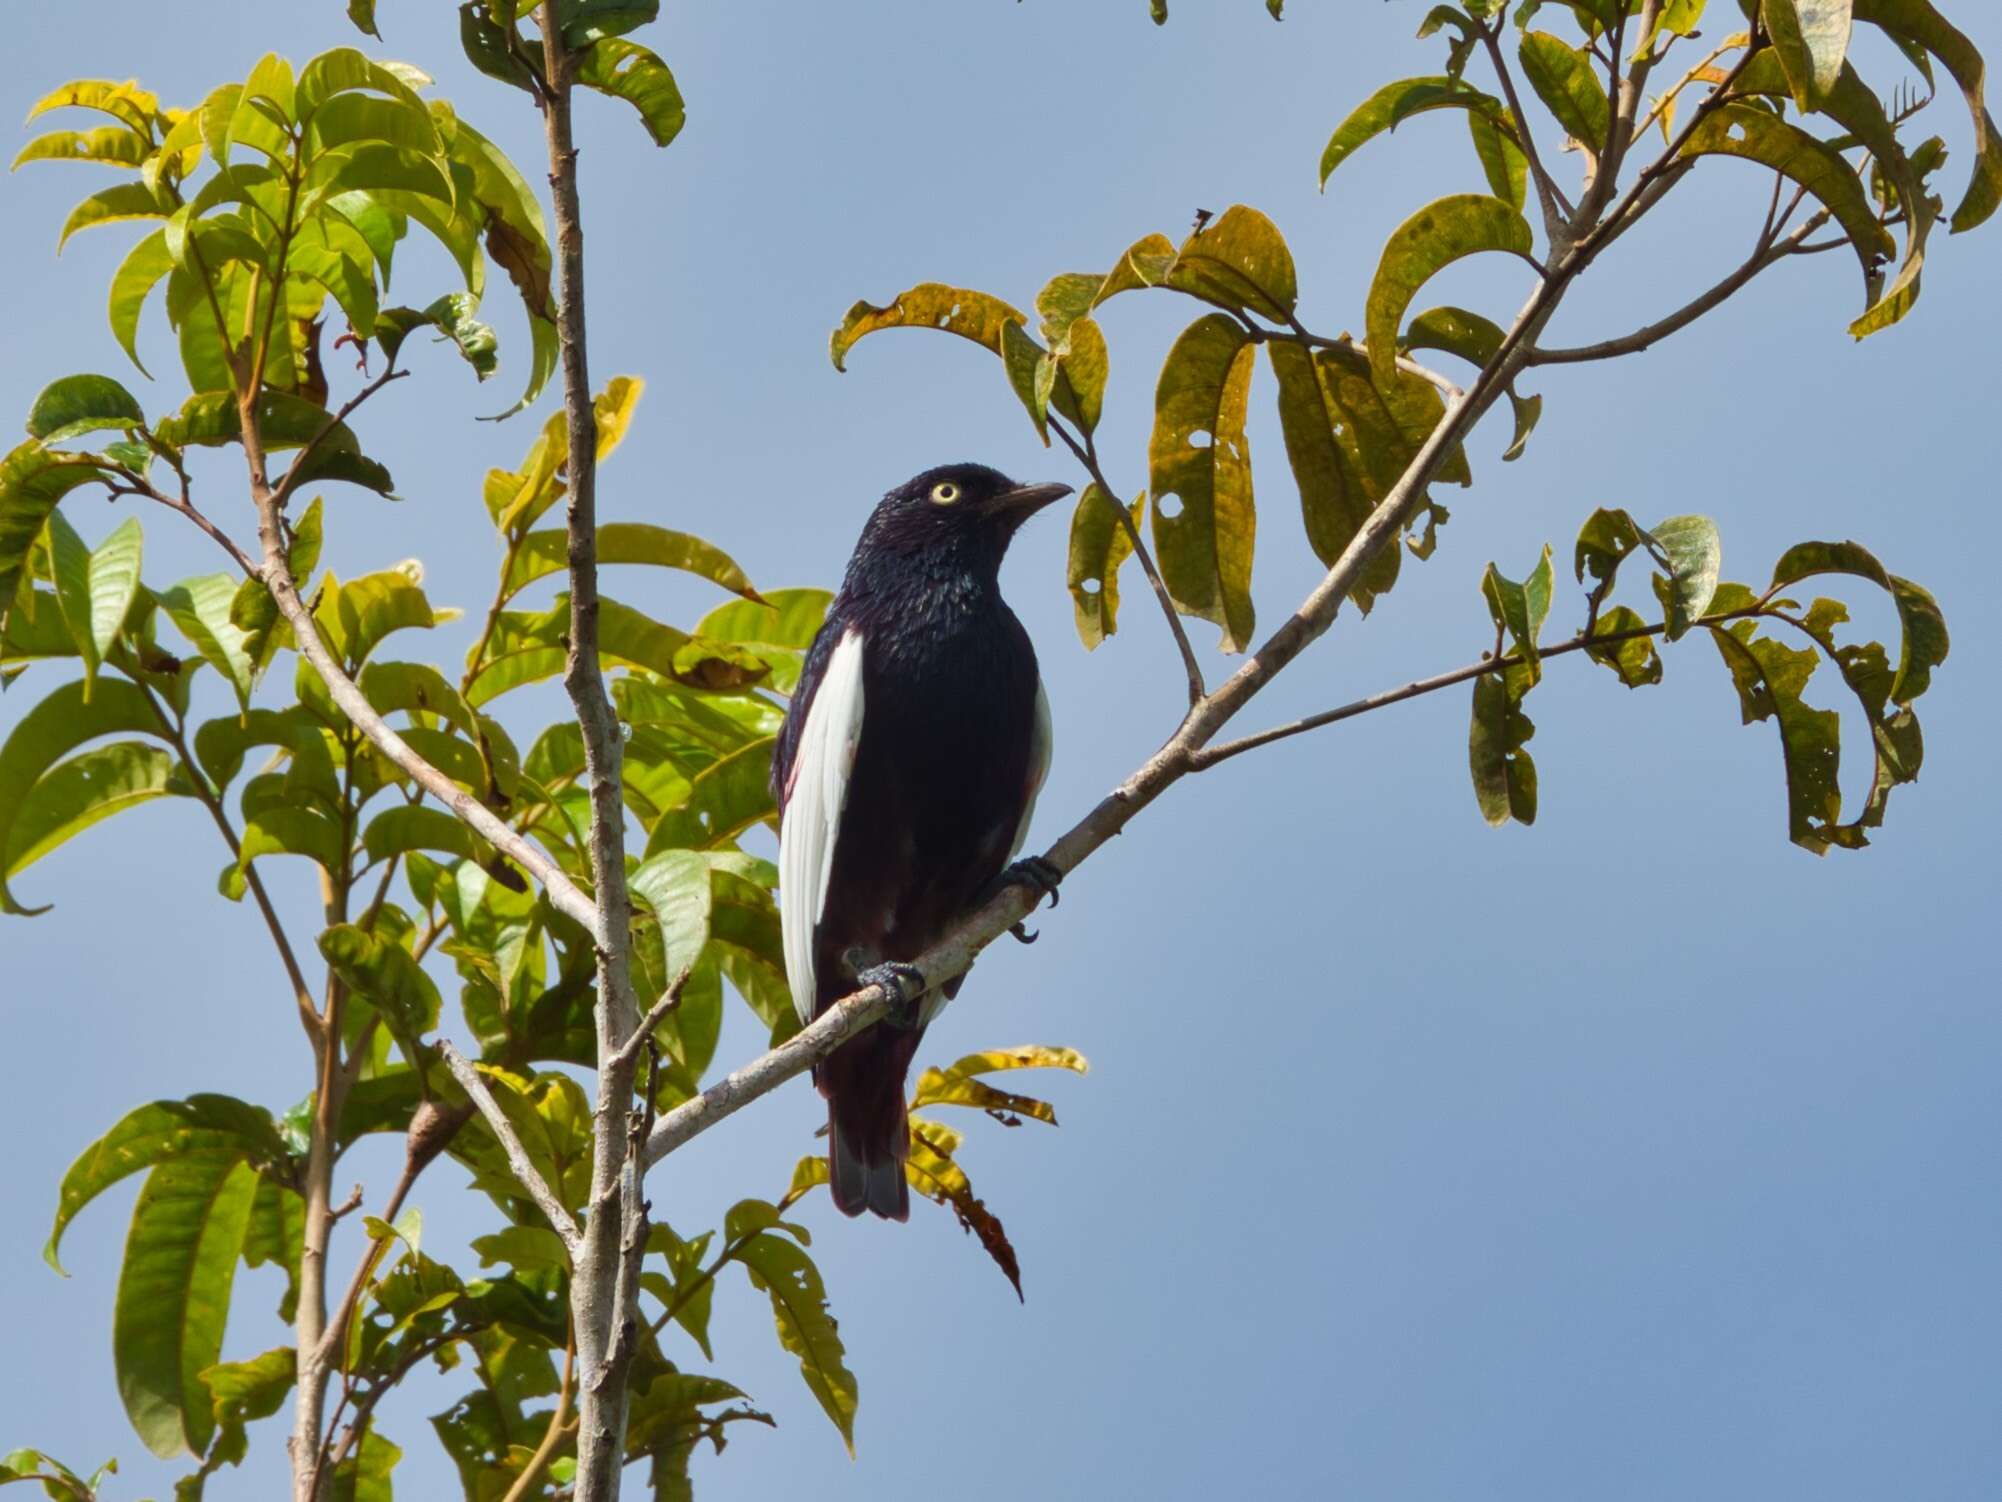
left=1583, top=605, right=1664, bottom=688
left=1065, top=484, right=1143, bottom=649
left=502, top=522, right=758, bottom=604
left=6, top=740, right=181, bottom=884
left=1320, top=76, right=1506, bottom=187
left=1479, top=545, right=1555, bottom=683
left=728, top=1231, right=856, bottom=1451
left=576, top=36, right=686, bottom=148
left=831, top=283, right=1026, bottom=373
left=1518, top=30, right=1610, bottom=148
left=1365, top=194, right=1533, bottom=391
left=1468, top=662, right=1537, bottom=827
left=1852, top=0, right=2000, bottom=231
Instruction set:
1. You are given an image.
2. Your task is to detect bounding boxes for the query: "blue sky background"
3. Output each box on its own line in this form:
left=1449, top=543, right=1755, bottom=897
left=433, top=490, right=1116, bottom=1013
left=4, top=3, right=2000, bottom=1498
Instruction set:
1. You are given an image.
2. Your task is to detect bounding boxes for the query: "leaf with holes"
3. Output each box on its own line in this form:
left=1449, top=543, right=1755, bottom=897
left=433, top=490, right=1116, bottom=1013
left=1066, top=484, right=1144, bottom=650
left=1365, top=195, right=1533, bottom=390
left=1149, top=314, right=1257, bottom=653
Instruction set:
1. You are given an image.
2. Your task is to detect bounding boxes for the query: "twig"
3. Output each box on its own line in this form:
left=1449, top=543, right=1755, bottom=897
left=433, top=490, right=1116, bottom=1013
left=1046, top=413, right=1206, bottom=708
left=1481, top=17, right=1574, bottom=248
left=1523, top=209, right=1831, bottom=365
left=610, top=965, right=693, bottom=1071
left=1190, top=604, right=1770, bottom=769
left=106, top=471, right=260, bottom=576
left=438, top=1041, right=582, bottom=1250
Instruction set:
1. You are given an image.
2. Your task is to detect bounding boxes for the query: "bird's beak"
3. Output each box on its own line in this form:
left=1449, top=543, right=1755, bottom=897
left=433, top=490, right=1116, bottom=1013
left=983, top=480, right=1073, bottom=518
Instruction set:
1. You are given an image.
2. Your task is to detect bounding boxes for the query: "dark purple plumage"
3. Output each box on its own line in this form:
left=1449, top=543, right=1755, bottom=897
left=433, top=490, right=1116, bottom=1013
left=772, top=464, right=1067, bottom=1219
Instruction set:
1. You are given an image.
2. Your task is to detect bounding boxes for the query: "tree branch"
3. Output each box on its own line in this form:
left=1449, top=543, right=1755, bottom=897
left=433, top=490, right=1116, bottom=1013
left=1482, top=18, right=1574, bottom=248
left=439, top=1040, right=583, bottom=1250
left=1191, top=604, right=1770, bottom=769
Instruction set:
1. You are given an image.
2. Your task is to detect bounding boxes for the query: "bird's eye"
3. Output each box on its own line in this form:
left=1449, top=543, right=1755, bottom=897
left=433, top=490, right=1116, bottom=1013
left=929, top=482, right=961, bottom=506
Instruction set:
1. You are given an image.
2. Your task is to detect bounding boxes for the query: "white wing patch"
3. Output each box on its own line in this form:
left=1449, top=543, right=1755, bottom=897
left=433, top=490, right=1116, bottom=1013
left=1009, top=677, right=1053, bottom=860
left=779, top=629, right=867, bottom=1024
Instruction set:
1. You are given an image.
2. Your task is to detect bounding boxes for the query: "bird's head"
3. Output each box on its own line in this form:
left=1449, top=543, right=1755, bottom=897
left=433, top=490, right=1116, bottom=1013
left=853, top=464, right=1072, bottom=577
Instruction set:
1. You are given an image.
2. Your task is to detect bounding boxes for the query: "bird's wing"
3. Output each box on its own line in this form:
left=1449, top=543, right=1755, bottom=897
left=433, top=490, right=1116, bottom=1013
left=779, top=627, right=867, bottom=1024
left=1008, top=676, right=1053, bottom=860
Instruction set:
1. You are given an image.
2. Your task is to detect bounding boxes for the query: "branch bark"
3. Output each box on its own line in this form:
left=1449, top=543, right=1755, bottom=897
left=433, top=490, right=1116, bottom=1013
left=439, top=1041, right=583, bottom=1248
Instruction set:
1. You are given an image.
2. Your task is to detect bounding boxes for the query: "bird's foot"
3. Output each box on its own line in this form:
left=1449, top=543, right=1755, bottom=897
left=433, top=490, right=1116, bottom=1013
left=1000, top=856, right=1063, bottom=909
left=857, top=962, right=929, bottom=1031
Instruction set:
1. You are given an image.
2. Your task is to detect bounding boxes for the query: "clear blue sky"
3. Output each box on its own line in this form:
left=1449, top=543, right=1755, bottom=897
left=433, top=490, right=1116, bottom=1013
left=5, top=4, right=2000, bottom=1498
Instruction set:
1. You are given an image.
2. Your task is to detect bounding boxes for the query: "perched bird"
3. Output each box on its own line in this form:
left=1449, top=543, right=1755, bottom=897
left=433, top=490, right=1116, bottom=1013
left=773, top=463, right=1070, bottom=1220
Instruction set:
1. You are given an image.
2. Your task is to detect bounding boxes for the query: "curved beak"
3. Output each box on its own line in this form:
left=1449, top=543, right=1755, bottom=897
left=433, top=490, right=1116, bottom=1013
left=983, top=480, right=1073, bottom=519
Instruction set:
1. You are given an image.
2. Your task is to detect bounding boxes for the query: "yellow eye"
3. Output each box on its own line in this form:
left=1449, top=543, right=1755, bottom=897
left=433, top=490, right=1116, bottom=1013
left=929, top=481, right=961, bottom=506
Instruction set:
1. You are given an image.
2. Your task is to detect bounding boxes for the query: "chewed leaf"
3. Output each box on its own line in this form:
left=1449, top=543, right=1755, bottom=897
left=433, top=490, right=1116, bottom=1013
left=1365, top=195, right=1533, bottom=391
left=830, top=283, right=1026, bottom=371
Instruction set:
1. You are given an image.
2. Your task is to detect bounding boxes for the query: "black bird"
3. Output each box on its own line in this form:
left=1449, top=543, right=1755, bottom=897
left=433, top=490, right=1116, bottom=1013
left=773, top=463, right=1070, bottom=1220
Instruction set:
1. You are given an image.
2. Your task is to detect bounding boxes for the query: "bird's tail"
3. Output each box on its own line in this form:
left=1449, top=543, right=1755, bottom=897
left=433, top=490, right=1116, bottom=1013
left=820, top=1027, right=918, bottom=1221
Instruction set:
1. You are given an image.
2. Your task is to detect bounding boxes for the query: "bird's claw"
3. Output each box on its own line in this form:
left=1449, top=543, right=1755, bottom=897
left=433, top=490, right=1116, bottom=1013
left=1008, top=920, right=1039, bottom=945
left=857, top=962, right=928, bottom=1031
left=1000, top=856, right=1063, bottom=910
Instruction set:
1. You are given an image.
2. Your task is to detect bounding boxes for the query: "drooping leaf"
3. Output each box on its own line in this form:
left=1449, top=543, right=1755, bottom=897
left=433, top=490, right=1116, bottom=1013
left=158, top=575, right=257, bottom=709
left=1320, top=76, right=1507, bottom=186
left=1851, top=0, right=2000, bottom=231
left=576, top=36, right=687, bottom=148
left=1468, top=661, right=1538, bottom=827
left=319, top=922, right=443, bottom=1046
left=641, top=738, right=777, bottom=854
left=57, top=181, right=171, bottom=249
left=1768, top=538, right=1948, bottom=702
left=729, top=1232, right=856, bottom=1452
left=502, top=522, right=759, bottom=604
left=1647, top=513, right=1722, bottom=640
left=1518, top=31, right=1611, bottom=149
left=1479, top=545, right=1555, bottom=682
left=1065, top=484, right=1143, bottom=649
left=27, top=374, right=146, bottom=444
left=830, top=283, right=1027, bottom=372
left=113, top=1157, right=262, bottom=1458
left=1764, top=0, right=1856, bottom=109
left=1583, top=604, right=1665, bottom=688
left=1, top=442, right=109, bottom=624
left=5, top=740, right=181, bottom=882
left=1148, top=314, right=1257, bottom=653
left=1708, top=623, right=1848, bottom=853
left=1365, top=194, right=1533, bottom=390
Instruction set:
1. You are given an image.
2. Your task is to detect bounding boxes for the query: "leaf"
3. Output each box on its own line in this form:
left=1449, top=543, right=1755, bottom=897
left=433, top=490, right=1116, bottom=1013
left=1065, top=484, right=1143, bottom=650
left=359, top=804, right=478, bottom=866
left=1583, top=604, right=1664, bottom=688
left=502, top=523, right=758, bottom=604
left=904, top=1121, right=1024, bottom=1299
left=26, top=77, right=161, bottom=135
left=44, top=510, right=140, bottom=693
left=1852, top=0, right=2001, bottom=232
left=1708, top=624, right=1846, bottom=853
left=114, top=1156, right=262, bottom=1457
left=1148, top=313, right=1257, bottom=653
left=942, top=1044, right=1090, bottom=1078
left=1768, top=538, right=1948, bottom=701
left=346, top=0, right=380, bottom=37
left=58, top=181, right=171, bottom=248
left=1479, top=545, right=1555, bottom=682
left=13, top=124, right=152, bottom=173
left=1160, top=205, right=1298, bottom=322
left=629, top=849, right=715, bottom=978
left=1647, top=513, right=1722, bottom=640
left=1319, top=76, right=1506, bottom=186
left=1267, top=344, right=1403, bottom=613
left=26, top=375, right=145, bottom=446
left=1676, top=104, right=1895, bottom=317
left=830, top=282, right=1027, bottom=372
left=154, top=390, right=358, bottom=455
left=1765, top=0, right=1855, bottom=109
left=1468, top=107, right=1529, bottom=210
left=729, top=1232, right=856, bottom=1451
left=44, top=1094, right=288, bottom=1279
left=0, top=677, right=163, bottom=915
left=107, top=228, right=175, bottom=378
left=1518, top=31, right=1610, bottom=149
left=1468, top=662, right=1538, bottom=827
left=576, top=36, right=687, bottom=148
left=159, top=575, right=257, bottom=709
left=1365, top=194, right=1533, bottom=391
left=469, top=595, right=759, bottom=705
left=1, top=442, right=109, bottom=624
left=5, top=740, right=181, bottom=881
left=641, top=737, right=777, bottom=854
left=374, top=293, right=498, bottom=383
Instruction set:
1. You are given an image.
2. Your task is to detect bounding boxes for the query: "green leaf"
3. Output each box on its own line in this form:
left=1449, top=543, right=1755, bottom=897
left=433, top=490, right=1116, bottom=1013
left=1088, top=208, right=1298, bottom=323
left=1468, top=662, right=1538, bottom=827
left=14, top=124, right=151, bottom=171
left=1319, top=76, right=1506, bottom=187
left=641, top=737, right=777, bottom=855
left=1065, top=484, right=1143, bottom=650
left=308, top=91, right=442, bottom=160
left=154, top=391, right=357, bottom=455
left=359, top=804, right=479, bottom=866
left=697, top=588, right=830, bottom=652
left=1365, top=194, right=1533, bottom=390
left=1677, top=104, right=1896, bottom=319
left=5, top=740, right=180, bottom=882
left=296, top=48, right=429, bottom=121
left=1708, top=623, right=1846, bottom=854
left=107, top=228, right=175, bottom=379
left=1647, top=513, right=1722, bottom=640
left=502, top=523, right=759, bottom=604
left=347, top=0, right=381, bottom=37
left=58, top=181, right=171, bottom=248
left=197, top=1346, right=295, bottom=1484
left=576, top=36, right=686, bottom=148
left=469, top=595, right=760, bottom=705
left=158, top=575, right=257, bottom=708
left=1765, top=0, right=1856, bottom=109
left=374, top=293, right=499, bottom=382
left=1850, top=0, right=2001, bottom=233
left=1479, top=544, right=1555, bottom=682
left=27, top=375, right=145, bottom=446
left=26, top=77, right=161, bottom=135
left=830, top=282, right=1027, bottom=373
left=1518, top=30, right=1610, bottom=147
left=1583, top=604, right=1664, bottom=688
left=729, top=1232, right=856, bottom=1452
left=320, top=923, right=443, bottom=1046
left=45, top=1094, right=289, bottom=1276
left=1148, top=313, right=1257, bottom=653
left=941, top=1045, right=1089, bottom=1077
left=1467, top=107, right=1529, bottom=210
left=114, top=1156, right=262, bottom=1457
left=0, top=677, right=163, bottom=915
left=1, top=442, right=109, bottom=623
left=629, top=849, right=715, bottom=979
left=1768, top=539, right=1949, bottom=702
left=43, top=511, right=139, bottom=693
left=560, top=0, right=661, bottom=45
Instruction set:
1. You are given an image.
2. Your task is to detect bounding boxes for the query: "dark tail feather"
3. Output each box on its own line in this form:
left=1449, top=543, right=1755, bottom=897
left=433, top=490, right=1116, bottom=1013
left=821, top=1027, right=919, bottom=1221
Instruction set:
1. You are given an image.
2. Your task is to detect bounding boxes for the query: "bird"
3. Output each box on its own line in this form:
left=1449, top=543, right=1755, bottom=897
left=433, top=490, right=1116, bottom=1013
left=772, top=463, right=1070, bottom=1220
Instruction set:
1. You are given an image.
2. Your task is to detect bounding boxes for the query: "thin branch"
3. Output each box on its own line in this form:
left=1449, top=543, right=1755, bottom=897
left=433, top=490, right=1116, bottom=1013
left=1191, top=604, right=1770, bottom=769
left=1524, top=208, right=1831, bottom=365
left=500, top=1335, right=577, bottom=1502
left=610, top=965, right=693, bottom=1071
left=439, top=1040, right=582, bottom=1250
left=1482, top=17, right=1574, bottom=248
left=1046, top=413, right=1206, bottom=708
left=271, top=365, right=411, bottom=511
